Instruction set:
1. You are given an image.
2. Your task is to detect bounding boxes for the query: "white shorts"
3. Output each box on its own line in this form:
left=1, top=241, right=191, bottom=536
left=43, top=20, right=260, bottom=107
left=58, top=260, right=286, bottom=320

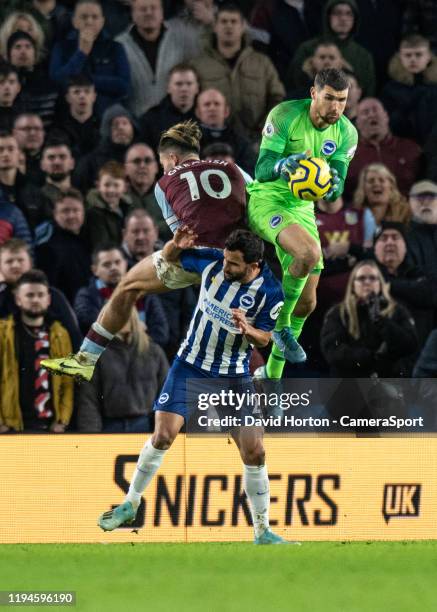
left=152, top=250, right=201, bottom=290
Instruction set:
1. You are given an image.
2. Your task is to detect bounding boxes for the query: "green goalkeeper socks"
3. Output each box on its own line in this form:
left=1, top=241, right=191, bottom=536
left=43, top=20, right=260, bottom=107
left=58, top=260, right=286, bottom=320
left=266, top=275, right=308, bottom=379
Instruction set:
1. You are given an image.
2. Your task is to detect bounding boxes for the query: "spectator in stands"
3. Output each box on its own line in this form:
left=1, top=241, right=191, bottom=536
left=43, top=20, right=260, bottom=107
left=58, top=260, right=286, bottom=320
left=249, top=0, right=313, bottom=82
left=140, top=63, right=199, bottom=152
left=52, top=74, right=100, bottom=161
left=406, top=180, right=437, bottom=282
left=7, top=30, right=58, bottom=128
left=0, top=238, right=82, bottom=349
left=22, top=0, right=71, bottom=53
left=0, top=185, right=32, bottom=247
left=0, top=11, right=46, bottom=61
left=347, top=98, right=422, bottom=198
left=0, top=63, right=23, bottom=130
left=123, top=144, right=169, bottom=241
left=50, top=0, right=130, bottom=117
left=203, top=141, right=235, bottom=164
left=374, top=221, right=436, bottom=348
left=190, top=2, right=285, bottom=143
left=36, top=139, right=76, bottom=215
left=85, top=161, right=130, bottom=249
left=288, top=39, right=352, bottom=95
left=13, top=112, right=45, bottom=185
left=292, top=0, right=375, bottom=97
left=36, top=188, right=91, bottom=304
left=402, top=1, right=437, bottom=55
left=343, top=70, right=362, bottom=123
left=74, top=243, right=169, bottom=347
left=74, top=103, right=138, bottom=193
left=121, top=208, right=196, bottom=357
left=77, top=310, right=168, bottom=433
left=121, top=208, right=159, bottom=268
left=320, top=259, right=417, bottom=377
left=195, top=88, right=256, bottom=174
left=0, top=130, right=47, bottom=229
left=168, top=0, right=215, bottom=59
left=0, top=269, right=73, bottom=433
left=353, top=163, right=410, bottom=225
left=116, top=0, right=193, bottom=117
left=382, top=34, right=437, bottom=145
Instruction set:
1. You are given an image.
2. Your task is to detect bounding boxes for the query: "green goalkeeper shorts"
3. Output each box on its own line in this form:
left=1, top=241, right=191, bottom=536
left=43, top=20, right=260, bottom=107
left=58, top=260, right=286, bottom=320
left=247, top=191, right=324, bottom=273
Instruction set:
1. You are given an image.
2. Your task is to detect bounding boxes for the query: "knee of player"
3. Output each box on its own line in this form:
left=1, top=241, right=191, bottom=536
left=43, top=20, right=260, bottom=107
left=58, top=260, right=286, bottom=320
left=241, top=442, right=265, bottom=465
left=300, top=244, right=321, bottom=270
left=151, top=429, right=176, bottom=450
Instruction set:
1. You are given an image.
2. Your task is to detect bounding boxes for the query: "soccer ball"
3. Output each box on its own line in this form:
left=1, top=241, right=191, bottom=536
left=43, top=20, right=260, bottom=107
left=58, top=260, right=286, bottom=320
left=288, top=157, right=332, bottom=201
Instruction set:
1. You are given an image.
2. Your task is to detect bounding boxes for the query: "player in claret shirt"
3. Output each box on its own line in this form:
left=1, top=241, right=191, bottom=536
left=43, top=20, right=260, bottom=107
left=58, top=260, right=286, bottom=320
left=42, top=120, right=252, bottom=381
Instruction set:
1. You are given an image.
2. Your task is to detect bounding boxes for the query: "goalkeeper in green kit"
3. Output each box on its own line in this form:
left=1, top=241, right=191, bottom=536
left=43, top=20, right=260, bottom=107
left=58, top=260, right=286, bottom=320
left=247, top=69, right=358, bottom=379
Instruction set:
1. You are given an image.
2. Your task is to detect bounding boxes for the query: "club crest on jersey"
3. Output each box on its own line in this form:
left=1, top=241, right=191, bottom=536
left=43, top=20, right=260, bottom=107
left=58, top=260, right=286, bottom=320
left=158, top=393, right=169, bottom=404
left=263, top=122, right=275, bottom=137
left=270, top=301, right=284, bottom=320
left=240, top=294, right=255, bottom=309
left=345, top=211, right=358, bottom=225
left=321, top=140, right=337, bottom=155
left=270, top=215, right=283, bottom=228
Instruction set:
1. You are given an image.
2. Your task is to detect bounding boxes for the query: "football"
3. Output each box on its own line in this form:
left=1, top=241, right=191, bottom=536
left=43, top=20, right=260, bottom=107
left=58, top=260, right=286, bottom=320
left=288, top=157, right=332, bottom=201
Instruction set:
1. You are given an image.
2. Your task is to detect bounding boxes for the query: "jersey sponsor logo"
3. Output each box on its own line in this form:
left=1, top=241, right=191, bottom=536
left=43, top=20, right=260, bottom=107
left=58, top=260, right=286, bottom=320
left=346, top=144, right=357, bottom=160
left=263, top=122, right=275, bottom=137
left=239, top=294, right=255, bottom=309
left=321, top=140, right=337, bottom=155
left=202, top=297, right=238, bottom=331
left=158, top=393, right=169, bottom=404
left=270, top=301, right=284, bottom=320
left=270, top=215, right=283, bottom=228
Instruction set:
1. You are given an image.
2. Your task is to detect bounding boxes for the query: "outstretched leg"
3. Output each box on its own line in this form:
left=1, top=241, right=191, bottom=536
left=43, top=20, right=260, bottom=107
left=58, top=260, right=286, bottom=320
left=42, top=254, right=171, bottom=381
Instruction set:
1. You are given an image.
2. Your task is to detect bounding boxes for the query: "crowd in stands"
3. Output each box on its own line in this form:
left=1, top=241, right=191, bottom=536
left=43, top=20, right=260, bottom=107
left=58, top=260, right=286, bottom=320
left=1, top=0, right=437, bottom=433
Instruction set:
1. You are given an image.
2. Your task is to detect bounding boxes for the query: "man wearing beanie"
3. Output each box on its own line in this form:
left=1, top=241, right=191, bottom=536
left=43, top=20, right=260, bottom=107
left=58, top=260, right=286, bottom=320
left=73, top=103, right=140, bottom=194
left=374, top=220, right=437, bottom=347
left=7, top=30, right=58, bottom=129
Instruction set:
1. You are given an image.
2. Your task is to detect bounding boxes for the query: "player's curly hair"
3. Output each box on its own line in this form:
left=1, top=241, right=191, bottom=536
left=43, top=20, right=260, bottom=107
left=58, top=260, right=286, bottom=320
left=158, top=120, right=202, bottom=155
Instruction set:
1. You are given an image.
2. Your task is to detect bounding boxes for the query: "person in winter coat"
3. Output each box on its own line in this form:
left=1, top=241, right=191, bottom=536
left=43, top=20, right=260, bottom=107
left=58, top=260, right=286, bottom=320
left=382, top=34, right=437, bottom=145
left=190, top=3, right=285, bottom=143
left=50, top=0, right=130, bottom=117
left=291, top=0, right=375, bottom=97
left=320, top=259, right=418, bottom=378
left=73, top=103, right=138, bottom=194
left=77, top=310, right=168, bottom=433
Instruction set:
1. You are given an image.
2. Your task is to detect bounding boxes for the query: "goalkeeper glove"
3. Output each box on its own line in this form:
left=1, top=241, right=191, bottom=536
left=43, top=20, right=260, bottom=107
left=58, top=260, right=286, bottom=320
left=325, top=167, right=341, bottom=199
left=274, top=152, right=308, bottom=181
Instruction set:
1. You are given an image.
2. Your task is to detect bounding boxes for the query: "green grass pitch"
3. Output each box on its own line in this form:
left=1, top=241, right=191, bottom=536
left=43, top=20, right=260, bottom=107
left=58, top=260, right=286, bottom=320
left=1, top=542, right=437, bottom=612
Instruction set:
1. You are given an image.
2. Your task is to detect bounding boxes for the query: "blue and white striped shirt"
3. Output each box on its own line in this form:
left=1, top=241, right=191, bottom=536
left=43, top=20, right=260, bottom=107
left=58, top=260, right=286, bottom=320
left=177, top=248, right=284, bottom=376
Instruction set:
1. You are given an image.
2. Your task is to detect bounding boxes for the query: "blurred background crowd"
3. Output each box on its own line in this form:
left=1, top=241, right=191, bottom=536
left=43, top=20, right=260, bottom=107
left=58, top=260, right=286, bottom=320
left=1, top=0, right=437, bottom=433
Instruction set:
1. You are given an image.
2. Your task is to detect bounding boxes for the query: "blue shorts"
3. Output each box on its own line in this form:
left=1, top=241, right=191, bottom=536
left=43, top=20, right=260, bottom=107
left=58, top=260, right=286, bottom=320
left=153, top=358, right=256, bottom=421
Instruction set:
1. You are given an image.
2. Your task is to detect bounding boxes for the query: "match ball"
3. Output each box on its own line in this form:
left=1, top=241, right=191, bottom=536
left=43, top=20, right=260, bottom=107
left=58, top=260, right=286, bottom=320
left=288, top=157, right=332, bottom=201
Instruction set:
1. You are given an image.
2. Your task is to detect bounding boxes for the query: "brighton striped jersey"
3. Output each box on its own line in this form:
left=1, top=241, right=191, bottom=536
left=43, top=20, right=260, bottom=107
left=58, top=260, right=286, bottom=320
left=177, top=248, right=284, bottom=376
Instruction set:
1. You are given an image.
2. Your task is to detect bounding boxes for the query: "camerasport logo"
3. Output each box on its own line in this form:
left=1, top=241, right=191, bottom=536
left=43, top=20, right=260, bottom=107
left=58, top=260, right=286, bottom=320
left=382, top=484, right=421, bottom=524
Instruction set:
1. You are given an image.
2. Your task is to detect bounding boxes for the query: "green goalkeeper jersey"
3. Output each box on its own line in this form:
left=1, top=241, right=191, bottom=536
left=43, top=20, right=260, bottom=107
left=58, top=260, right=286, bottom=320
left=247, top=99, right=358, bottom=206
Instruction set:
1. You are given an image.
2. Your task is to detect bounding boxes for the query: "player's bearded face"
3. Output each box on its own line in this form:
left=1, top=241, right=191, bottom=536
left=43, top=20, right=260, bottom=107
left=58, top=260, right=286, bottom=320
left=223, top=250, right=251, bottom=282
left=315, top=86, right=348, bottom=124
